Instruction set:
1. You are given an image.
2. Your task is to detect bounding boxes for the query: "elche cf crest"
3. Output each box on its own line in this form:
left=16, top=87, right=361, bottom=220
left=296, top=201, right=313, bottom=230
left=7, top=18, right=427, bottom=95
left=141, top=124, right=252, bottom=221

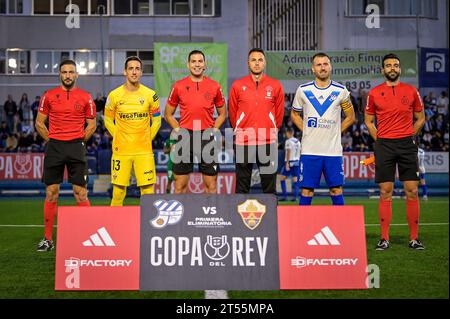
left=237, top=199, right=266, bottom=230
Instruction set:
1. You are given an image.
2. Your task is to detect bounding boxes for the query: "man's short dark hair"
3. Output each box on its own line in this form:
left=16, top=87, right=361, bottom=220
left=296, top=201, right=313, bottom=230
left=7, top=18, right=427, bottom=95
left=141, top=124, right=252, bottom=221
left=286, top=127, right=295, bottom=134
left=124, top=56, right=142, bottom=69
left=248, top=48, right=265, bottom=57
left=382, top=53, right=401, bottom=68
left=311, top=52, right=330, bottom=64
left=59, top=59, right=76, bottom=71
left=188, top=50, right=205, bottom=62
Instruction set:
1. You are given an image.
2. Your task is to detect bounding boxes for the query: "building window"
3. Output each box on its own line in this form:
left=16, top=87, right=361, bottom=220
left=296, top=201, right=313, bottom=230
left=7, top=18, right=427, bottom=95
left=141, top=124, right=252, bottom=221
left=113, top=50, right=153, bottom=74
left=193, top=0, right=212, bottom=15
left=0, top=49, right=5, bottom=73
left=34, top=51, right=53, bottom=73
left=153, top=0, right=169, bottom=14
left=52, top=51, right=71, bottom=72
left=0, top=0, right=23, bottom=14
left=346, top=0, right=437, bottom=18
left=173, top=0, right=188, bottom=15
left=28, top=50, right=108, bottom=74
left=33, top=0, right=104, bottom=15
left=133, top=0, right=150, bottom=14
left=33, top=0, right=50, bottom=14
left=74, top=50, right=109, bottom=74
left=7, top=50, right=30, bottom=74
left=114, top=0, right=130, bottom=14
left=91, top=0, right=108, bottom=14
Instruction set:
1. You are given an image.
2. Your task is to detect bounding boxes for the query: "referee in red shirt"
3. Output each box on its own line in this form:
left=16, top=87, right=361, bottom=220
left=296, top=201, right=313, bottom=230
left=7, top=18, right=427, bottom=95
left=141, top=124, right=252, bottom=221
left=164, top=50, right=227, bottom=193
left=35, top=60, right=96, bottom=251
left=365, top=53, right=426, bottom=251
left=228, top=48, right=285, bottom=194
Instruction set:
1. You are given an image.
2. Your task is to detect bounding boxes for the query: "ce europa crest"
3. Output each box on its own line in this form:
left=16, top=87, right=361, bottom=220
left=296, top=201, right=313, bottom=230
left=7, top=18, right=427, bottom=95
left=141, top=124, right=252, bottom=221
left=237, top=199, right=266, bottom=230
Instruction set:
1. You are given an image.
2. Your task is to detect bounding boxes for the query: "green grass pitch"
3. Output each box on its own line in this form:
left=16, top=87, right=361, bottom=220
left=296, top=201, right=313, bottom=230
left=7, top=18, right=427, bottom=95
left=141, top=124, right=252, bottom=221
left=0, top=197, right=448, bottom=299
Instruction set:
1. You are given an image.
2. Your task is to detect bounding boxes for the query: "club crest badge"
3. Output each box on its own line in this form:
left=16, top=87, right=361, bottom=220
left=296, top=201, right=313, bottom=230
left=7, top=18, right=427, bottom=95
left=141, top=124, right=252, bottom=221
left=237, top=199, right=266, bottom=230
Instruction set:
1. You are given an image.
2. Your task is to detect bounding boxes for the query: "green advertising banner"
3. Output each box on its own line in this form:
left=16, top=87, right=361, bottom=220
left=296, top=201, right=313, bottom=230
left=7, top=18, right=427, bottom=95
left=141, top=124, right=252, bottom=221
left=266, top=50, right=417, bottom=81
left=154, top=43, right=228, bottom=97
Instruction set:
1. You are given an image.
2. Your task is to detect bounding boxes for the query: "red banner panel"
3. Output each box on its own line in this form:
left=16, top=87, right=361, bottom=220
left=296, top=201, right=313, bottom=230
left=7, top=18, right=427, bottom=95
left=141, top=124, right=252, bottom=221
left=0, top=153, right=44, bottom=179
left=278, top=206, right=368, bottom=289
left=343, top=152, right=375, bottom=179
left=55, top=206, right=140, bottom=290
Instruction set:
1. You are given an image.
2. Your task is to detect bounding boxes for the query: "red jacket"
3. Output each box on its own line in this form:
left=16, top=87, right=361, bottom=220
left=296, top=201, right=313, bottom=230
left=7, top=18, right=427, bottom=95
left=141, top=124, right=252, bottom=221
left=229, top=74, right=284, bottom=145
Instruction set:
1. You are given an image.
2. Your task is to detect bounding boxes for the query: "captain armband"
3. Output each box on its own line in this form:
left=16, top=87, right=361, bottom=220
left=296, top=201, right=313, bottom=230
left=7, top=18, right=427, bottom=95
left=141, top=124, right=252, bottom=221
left=341, top=98, right=353, bottom=112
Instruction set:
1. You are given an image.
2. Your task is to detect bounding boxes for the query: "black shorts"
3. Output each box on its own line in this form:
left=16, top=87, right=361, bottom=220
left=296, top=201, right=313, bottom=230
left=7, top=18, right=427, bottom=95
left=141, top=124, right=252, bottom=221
left=42, top=139, right=88, bottom=186
left=374, top=136, right=419, bottom=183
left=172, top=129, right=220, bottom=176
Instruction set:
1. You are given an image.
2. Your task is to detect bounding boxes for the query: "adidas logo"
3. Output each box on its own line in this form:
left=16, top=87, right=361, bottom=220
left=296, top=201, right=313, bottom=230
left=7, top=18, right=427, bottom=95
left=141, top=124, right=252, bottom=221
left=307, top=226, right=340, bottom=246
left=82, top=227, right=116, bottom=247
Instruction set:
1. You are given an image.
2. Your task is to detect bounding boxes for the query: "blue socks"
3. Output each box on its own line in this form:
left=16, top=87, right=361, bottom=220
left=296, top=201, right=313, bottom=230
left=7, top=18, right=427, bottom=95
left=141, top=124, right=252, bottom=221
left=299, top=195, right=313, bottom=205
left=421, top=184, right=428, bottom=197
left=292, top=181, right=299, bottom=200
left=331, top=194, right=345, bottom=205
left=280, top=180, right=287, bottom=199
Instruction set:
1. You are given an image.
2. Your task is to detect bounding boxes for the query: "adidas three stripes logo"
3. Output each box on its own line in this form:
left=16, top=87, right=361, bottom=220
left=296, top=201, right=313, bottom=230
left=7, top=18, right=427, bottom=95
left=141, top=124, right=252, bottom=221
left=82, top=227, right=116, bottom=247
left=307, top=226, right=340, bottom=246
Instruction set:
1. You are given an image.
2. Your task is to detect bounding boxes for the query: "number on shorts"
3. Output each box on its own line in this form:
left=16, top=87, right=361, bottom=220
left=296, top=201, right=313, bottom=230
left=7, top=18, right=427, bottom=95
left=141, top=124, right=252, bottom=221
left=112, top=159, right=121, bottom=171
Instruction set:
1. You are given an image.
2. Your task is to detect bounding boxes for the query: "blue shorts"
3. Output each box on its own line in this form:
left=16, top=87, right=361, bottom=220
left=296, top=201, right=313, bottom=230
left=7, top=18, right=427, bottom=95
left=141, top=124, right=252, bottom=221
left=299, top=155, right=344, bottom=189
left=281, top=164, right=300, bottom=179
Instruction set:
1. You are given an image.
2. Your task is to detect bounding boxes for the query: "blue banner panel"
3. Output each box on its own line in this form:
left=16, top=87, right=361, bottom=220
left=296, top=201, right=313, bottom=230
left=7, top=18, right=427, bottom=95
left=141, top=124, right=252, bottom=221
left=419, top=48, right=449, bottom=88
left=140, top=194, right=279, bottom=290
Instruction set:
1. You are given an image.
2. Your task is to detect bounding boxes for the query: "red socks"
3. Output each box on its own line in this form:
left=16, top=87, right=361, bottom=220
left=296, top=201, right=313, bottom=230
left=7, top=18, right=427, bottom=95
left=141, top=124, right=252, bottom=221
left=379, top=198, right=392, bottom=240
left=44, top=200, right=58, bottom=241
left=406, top=198, right=420, bottom=240
left=77, top=200, right=91, bottom=207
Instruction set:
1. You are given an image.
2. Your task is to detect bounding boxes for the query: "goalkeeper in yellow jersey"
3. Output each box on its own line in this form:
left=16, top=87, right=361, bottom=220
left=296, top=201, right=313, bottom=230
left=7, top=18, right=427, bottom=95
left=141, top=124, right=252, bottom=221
left=104, top=56, right=161, bottom=206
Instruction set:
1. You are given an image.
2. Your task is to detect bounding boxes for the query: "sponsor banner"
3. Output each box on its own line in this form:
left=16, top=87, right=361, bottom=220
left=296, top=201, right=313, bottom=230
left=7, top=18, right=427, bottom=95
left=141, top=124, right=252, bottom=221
left=154, top=42, right=228, bottom=97
left=266, top=50, right=417, bottom=92
left=140, top=194, right=279, bottom=290
left=419, top=48, right=449, bottom=88
left=422, top=151, right=449, bottom=173
left=278, top=206, right=367, bottom=289
left=0, top=153, right=44, bottom=180
left=55, top=206, right=140, bottom=290
left=154, top=172, right=235, bottom=194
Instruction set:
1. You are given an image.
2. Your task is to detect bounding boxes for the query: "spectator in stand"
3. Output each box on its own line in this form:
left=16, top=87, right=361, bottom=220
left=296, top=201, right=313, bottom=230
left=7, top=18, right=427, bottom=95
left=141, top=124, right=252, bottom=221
left=94, top=92, right=106, bottom=126
left=17, top=131, right=33, bottom=152
left=341, top=131, right=353, bottom=149
left=431, top=131, right=443, bottom=151
left=5, top=133, right=18, bottom=152
left=435, top=114, right=445, bottom=133
left=30, top=131, right=44, bottom=152
left=19, top=93, right=32, bottom=130
left=437, top=91, right=448, bottom=117
left=343, top=143, right=352, bottom=152
left=0, top=121, right=9, bottom=151
left=423, top=92, right=437, bottom=111
left=31, top=96, right=40, bottom=124
left=4, top=95, right=17, bottom=134
left=352, top=130, right=364, bottom=150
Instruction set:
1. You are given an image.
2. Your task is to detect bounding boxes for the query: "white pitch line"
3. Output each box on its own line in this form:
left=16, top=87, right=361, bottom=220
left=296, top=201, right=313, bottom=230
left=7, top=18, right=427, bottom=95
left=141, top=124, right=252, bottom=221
left=204, top=289, right=229, bottom=299
left=0, top=225, right=57, bottom=227
left=365, top=222, right=449, bottom=227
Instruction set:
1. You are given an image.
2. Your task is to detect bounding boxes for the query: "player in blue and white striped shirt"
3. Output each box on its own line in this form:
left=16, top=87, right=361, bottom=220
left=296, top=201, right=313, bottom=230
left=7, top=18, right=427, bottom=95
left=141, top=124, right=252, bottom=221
left=290, top=52, right=355, bottom=205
